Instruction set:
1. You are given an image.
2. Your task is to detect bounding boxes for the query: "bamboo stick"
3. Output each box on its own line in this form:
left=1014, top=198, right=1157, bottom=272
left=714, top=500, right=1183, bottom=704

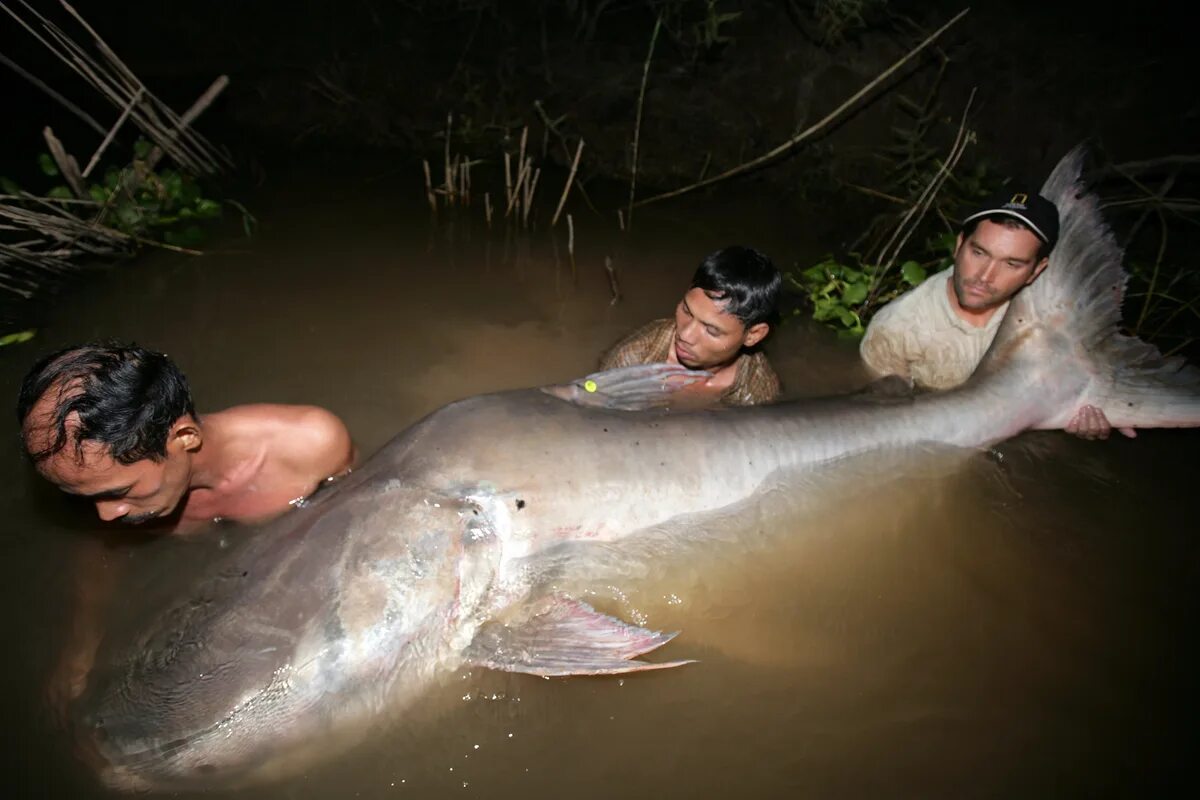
left=58, top=1, right=228, bottom=169
left=145, top=76, right=231, bottom=172
left=604, top=255, right=620, bottom=305
left=423, top=160, right=437, bottom=213
left=0, top=50, right=106, bottom=135
left=506, top=154, right=533, bottom=217
left=444, top=112, right=453, bottom=199
left=503, top=152, right=513, bottom=214
left=550, top=138, right=585, bottom=228
left=626, top=16, right=661, bottom=231
left=42, top=127, right=87, bottom=198
left=83, top=87, right=143, bottom=178
left=522, top=167, right=541, bottom=227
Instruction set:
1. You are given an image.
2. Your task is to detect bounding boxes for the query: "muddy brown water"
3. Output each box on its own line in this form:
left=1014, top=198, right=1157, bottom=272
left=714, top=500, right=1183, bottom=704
left=1, top=184, right=1196, bottom=798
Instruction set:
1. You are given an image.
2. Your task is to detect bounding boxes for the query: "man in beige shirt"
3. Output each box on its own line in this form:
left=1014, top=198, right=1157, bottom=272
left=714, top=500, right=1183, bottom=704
left=599, top=246, right=782, bottom=406
left=861, top=189, right=1131, bottom=439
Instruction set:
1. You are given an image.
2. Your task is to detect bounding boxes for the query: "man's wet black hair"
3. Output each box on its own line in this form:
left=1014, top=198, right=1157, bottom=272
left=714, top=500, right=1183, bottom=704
left=690, top=245, right=782, bottom=327
left=16, top=342, right=196, bottom=465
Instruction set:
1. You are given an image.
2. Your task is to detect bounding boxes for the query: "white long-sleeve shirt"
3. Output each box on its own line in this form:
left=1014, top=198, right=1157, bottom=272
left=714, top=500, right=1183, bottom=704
left=859, top=268, right=1008, bottom=390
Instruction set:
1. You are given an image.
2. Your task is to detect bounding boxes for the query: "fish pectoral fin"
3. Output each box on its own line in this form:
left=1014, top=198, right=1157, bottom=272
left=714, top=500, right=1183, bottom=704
left=465, top=596, right=694, bottom=676
left=540, top=364, right=710, bottom=411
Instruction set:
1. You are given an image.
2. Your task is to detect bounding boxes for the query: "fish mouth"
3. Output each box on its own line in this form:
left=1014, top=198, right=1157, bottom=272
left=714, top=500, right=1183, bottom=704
left=79, top=697, right=248, bottom=790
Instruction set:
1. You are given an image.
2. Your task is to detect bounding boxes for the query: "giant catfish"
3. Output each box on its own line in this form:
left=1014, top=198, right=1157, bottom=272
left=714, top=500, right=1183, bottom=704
left=77, top=148, right=1200, bottom=790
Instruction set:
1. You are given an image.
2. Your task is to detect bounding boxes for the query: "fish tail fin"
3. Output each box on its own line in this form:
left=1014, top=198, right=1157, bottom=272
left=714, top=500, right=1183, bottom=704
left=976, top=145, right=1200, bottom=431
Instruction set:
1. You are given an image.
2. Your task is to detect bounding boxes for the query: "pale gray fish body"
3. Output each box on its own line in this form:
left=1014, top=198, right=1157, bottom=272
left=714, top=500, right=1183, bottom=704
left=78, top=148, right=1200, bottom=790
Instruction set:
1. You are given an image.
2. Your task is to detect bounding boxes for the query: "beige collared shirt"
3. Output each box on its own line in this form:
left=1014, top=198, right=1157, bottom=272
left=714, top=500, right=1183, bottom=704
left=859, top=268, right=1008, bottom=390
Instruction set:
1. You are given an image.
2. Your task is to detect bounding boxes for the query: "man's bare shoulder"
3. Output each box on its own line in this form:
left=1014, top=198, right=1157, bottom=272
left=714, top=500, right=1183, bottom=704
left=210, top=404, right=354, bottom=477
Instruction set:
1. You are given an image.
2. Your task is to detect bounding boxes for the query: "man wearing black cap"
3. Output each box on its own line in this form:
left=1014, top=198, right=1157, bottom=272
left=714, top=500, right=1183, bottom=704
left=861, top=189, right=1132, bottom=439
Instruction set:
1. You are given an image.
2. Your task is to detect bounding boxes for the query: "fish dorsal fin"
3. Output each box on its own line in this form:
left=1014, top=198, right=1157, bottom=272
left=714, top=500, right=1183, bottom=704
left=465, top=595, right=695, bottom=676
left=540, top=364, right=710, bottom=411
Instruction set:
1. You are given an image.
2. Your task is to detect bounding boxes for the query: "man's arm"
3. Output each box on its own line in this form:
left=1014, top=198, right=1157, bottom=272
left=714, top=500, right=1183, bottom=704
left=46, top=536, right=123, bottom=725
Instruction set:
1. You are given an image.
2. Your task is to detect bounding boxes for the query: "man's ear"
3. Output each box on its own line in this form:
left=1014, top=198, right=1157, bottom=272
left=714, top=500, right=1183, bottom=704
left=169, top=416, right=203, bottom=453
left=1026, top=256, right=1050, bottom=285
left=742, top=322, right=769, bottom=348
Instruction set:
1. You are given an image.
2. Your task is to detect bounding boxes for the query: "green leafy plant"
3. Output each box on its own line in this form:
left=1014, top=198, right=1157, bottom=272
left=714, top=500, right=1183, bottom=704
left=30, top=137, right=229, bottom=248
left=0, top=329, right=36, bottom=348
left=789, top=232, right=954, bottom=336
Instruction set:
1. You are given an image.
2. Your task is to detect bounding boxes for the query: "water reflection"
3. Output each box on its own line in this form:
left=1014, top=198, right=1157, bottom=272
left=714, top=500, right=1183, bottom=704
left=1, top=191, right=1195, bottom=797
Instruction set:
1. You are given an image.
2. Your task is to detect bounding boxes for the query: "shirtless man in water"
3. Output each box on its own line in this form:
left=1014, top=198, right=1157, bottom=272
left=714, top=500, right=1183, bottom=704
left=18, top=342, right=355, bottom=714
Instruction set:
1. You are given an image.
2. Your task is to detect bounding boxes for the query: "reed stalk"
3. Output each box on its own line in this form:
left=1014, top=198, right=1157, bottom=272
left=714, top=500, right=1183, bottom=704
left=626, top=15, right=661, bottom=231
left=422, top=160, right=437, bottom=213
left=551, top=138, right=585, bottom=228
left=522, top=167, right=541, bottom=227
left=604, top=255, right=620, bottom=305
left=504, top=152, right=513, bottom=213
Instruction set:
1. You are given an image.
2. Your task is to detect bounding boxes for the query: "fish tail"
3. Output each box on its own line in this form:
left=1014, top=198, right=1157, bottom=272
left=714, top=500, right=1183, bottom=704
left=976, top=145, right=1200, bottom=431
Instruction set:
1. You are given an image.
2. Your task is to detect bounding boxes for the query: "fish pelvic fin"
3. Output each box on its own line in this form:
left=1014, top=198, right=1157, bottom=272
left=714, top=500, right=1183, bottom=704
left=465, top=595, right=694, bottom=676
left=975, top=145, right=1200, bottom=431
left=540, top=364, right=711, bottom=411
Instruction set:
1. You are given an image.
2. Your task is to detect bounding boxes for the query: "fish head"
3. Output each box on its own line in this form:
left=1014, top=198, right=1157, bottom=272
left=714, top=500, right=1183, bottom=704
left=76, top=480, right=506, bottom=790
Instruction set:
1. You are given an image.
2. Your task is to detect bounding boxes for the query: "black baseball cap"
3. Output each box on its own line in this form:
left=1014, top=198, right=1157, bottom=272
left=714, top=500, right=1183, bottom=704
left=962, top=189, right=1060, bottom=251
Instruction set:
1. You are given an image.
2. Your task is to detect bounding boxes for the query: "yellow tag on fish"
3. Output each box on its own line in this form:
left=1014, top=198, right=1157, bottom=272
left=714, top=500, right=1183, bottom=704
left=584, top=379, right=598, bottom=393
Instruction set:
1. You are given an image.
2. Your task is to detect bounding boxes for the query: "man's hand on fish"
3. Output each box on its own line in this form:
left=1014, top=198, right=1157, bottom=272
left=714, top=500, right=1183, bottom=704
left=1065, top=404, right=1137, bottom=440
left=542, top=364, right=713, bottom=410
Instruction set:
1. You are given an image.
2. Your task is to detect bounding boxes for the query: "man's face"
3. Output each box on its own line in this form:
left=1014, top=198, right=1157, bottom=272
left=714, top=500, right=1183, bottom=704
left=952, top=219, right=1049, bottom=311
left=35, top=441, right=193, bottom=524
left=673, top=287, right=768, bottom=370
